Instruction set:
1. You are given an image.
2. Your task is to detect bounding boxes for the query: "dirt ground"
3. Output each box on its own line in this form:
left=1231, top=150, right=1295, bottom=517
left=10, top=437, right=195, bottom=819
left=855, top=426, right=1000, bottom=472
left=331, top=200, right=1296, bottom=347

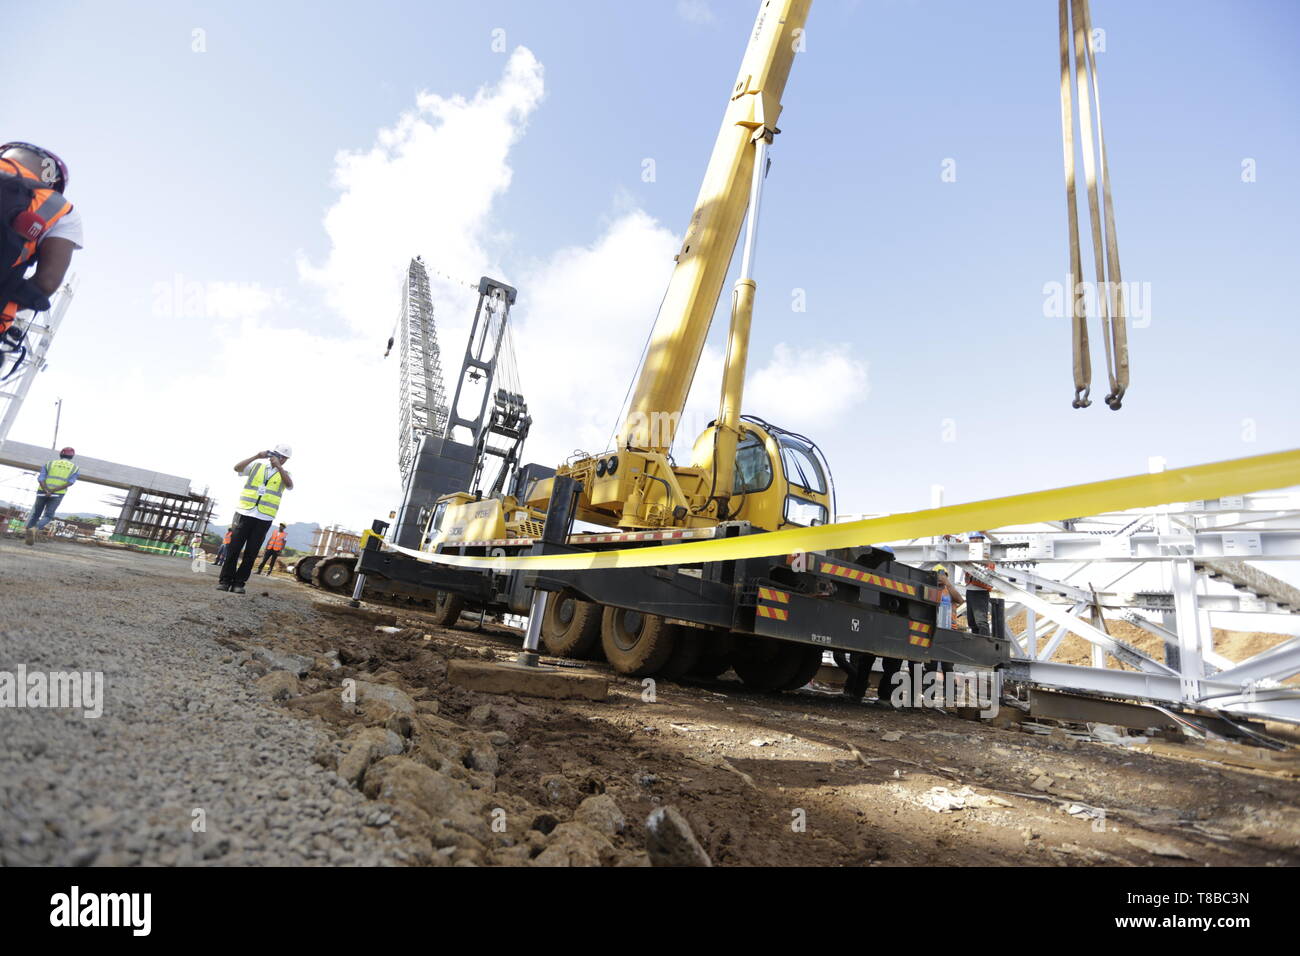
left=260, top=584, right=1300, bottom=867
left=4, top=539, right=1297, bottom=867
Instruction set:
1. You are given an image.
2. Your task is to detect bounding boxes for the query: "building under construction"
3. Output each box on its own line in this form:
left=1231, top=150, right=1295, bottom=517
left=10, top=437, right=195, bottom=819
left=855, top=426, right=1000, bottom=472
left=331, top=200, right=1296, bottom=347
left=311, top=524, right=361, bottom=556
left=107, top=486, right=215, bottom=547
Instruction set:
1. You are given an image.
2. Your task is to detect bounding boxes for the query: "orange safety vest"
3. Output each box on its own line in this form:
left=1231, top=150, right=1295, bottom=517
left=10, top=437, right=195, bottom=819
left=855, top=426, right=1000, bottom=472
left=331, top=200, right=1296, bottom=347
left=222, top=530, right=232, bottom=545
left=1, top=157, right=73, bottom=332
left=267, top=530, right=287, bottom=551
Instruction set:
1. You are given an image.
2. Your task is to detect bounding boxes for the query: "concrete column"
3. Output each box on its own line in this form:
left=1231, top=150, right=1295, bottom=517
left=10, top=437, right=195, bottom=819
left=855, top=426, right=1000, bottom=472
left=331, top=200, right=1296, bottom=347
left=114, top=486, right=142, bottom=536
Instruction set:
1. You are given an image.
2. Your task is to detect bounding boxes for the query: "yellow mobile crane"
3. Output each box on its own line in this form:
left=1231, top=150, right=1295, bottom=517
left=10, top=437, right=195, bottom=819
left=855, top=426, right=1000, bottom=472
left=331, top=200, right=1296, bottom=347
left=531, top=0, right=822, bottom=534
left=354, top=0, right=1009, bottom=688
left=443, top=0, right=822, bottom=541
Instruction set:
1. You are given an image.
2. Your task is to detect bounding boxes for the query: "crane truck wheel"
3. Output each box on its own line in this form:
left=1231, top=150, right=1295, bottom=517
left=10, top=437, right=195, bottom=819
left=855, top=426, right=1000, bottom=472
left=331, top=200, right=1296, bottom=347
left=689, top=632, right=735, bottom=680
left=732, top=637, right=822, bottom=692
left=431, top=590, right=466, bottom=627
left=779, top=645, right=827, bottom=691
left=655, top=629, right=701, bottom=680
left=313, top=556, right=356, bottom=592
left=540, top=590, right=603, bottom=659
left=599, top=606, right=679, bottom=677
left=294, top=554, right=322, bottom=584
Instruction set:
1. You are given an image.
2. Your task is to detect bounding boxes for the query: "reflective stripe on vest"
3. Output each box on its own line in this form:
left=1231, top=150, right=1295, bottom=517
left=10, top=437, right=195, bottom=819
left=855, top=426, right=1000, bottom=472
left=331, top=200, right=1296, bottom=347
left=43, top=458, right=78, bottom=494
left=238, top=462, right=284, bottom=518
left=2, top=159, right=73, bottom=269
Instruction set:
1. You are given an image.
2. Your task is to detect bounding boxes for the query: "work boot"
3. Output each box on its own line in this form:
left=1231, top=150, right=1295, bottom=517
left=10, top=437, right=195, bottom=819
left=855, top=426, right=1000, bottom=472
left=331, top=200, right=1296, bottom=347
left=232, top=584, right=246, bottom=594
left=217, top=582, right=230, bottom=591
left=25, top=527, right=35, bottom=545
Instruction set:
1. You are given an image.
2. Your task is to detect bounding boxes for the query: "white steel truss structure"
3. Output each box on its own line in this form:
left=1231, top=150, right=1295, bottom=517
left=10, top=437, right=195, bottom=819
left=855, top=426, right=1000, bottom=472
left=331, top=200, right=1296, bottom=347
left=0, top=278, right=76, bottom=446
left=842, top=490, right=1300, bottom=725
left=396, top=258, right=449, bottom=483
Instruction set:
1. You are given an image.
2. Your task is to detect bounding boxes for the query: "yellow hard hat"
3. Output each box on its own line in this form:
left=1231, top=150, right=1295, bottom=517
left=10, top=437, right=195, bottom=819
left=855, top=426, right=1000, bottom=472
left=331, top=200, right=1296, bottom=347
left=933, top=564, right=948, bottom=575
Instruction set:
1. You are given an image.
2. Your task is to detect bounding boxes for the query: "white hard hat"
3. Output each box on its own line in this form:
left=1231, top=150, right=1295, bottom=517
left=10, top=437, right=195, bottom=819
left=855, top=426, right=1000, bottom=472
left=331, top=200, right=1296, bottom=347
left=273, top=443, right=293, bottom=458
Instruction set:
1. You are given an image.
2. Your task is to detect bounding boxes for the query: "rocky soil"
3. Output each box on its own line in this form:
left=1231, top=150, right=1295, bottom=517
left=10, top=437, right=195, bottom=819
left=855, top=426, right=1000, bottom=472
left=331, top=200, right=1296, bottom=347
left=2, top=537, right=1298, bottom=867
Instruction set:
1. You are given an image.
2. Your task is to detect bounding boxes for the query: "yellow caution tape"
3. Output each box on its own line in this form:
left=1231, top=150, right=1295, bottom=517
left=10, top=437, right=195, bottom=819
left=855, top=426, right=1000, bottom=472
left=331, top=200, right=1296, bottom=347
left=379, top=449, right=1300, bottom=572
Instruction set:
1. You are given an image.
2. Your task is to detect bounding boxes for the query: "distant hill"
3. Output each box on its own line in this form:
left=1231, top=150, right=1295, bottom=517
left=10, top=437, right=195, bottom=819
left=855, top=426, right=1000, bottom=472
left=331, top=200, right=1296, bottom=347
left=207, top=520, right=317, bottom=551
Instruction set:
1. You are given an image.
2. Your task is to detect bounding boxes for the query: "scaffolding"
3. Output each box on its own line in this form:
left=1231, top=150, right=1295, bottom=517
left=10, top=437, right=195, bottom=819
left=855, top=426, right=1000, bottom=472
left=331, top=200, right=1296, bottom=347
left=396, top=257, right=449, bottom=483
left=311, top=524, right=360, bottom=557
left=108, top=487, right=214, bottom=548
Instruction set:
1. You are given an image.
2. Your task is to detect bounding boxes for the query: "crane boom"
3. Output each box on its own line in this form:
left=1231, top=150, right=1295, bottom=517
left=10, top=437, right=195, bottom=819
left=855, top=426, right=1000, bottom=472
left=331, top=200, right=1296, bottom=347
left=618, top=0, right=811, bottom=454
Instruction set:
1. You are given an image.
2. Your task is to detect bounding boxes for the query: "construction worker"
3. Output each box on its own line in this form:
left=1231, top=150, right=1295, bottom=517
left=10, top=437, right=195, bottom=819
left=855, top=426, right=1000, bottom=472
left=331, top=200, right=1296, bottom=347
left=214, top=527, right=233, bottom=565
left=933, top=565, right=963, bottom=629
left=1, top=143, right=79, bottom=342
left=840, top=546, right=908, bottom=707
left=218, top=445, right=294, bottom=594
left=963, top=532, right=997, bottom=636
left=24, top=447, right=79, bottom=545
left=257, top=523, right=288, bottom=575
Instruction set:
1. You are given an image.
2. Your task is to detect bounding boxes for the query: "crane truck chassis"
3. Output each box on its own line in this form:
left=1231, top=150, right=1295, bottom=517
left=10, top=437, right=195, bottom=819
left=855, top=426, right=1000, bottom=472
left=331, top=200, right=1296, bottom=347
left=351, top=474, right=1011, bottom=691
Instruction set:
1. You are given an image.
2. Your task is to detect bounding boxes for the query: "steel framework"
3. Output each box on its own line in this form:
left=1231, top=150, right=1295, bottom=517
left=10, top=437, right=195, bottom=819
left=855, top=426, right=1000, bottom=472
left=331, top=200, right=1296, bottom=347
left=0, top=278, right=76, bottom=446
left=842, top=489, right=1300, bottom=725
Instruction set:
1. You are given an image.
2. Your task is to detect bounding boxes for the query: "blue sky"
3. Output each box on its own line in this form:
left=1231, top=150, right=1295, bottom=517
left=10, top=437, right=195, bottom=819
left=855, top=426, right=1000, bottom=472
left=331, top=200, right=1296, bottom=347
left=5, top=0, right=1299, bottom=537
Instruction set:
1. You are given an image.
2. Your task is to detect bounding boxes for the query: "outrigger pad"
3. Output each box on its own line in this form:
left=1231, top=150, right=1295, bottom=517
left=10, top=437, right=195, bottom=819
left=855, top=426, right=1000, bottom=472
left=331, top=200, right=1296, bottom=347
left=448, top=659, right=608, bottom=701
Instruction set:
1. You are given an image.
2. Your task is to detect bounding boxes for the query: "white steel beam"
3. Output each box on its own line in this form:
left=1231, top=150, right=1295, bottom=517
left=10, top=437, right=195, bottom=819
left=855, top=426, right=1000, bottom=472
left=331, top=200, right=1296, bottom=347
left=1004, top=660, right=1300, bottom=724
left=1212, top=637, right=1300, bottom=684
left=964, top=565, right=1175, bottom=676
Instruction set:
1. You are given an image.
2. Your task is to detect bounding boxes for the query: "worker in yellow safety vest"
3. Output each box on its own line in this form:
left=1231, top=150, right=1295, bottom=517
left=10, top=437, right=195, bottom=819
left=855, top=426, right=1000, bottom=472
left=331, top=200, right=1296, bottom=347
left=25, top=446, right=79, bottom=545
left=218, top=444, right=294, bottom=593
left=257, top=523, right=288, bottom=576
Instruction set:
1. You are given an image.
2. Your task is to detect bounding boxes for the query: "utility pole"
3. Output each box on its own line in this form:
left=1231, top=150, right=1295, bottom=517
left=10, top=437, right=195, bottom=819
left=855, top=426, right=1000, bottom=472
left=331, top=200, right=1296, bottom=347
left=52, top=397, right=62, bottom=450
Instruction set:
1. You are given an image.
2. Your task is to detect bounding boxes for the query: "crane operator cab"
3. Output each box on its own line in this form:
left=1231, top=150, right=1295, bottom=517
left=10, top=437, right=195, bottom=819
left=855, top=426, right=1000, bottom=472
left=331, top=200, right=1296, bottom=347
left=689, top=415, right=832, bottom=531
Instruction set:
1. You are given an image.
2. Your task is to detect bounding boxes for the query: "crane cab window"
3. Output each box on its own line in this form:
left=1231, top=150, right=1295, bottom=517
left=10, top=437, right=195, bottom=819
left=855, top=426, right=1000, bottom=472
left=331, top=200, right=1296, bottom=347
left=732, top=435, right=773, bottom=495
left=778, top=436, right=826, bottom=495
left=784, top=495, right=828, bottom=527
left=431, top=501, right=449, bottom=530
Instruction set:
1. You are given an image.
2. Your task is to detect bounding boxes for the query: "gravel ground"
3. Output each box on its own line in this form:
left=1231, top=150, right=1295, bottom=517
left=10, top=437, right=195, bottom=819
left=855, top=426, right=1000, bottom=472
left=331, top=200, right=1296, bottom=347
left=3, top=535, right=1296, bottom=869
left=0, top=538, right=410, bottom=866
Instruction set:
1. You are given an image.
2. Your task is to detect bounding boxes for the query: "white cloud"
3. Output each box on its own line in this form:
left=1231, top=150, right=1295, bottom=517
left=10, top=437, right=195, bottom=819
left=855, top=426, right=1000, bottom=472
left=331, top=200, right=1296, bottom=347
left=514, top=210, right=680, bottom=466
left=746, top=342, right=870, bottom=433
left=13, top=50, right=548, bottom=532
left=298, top=46, right=545, bottom=340
left=676, top=0, right=717, bottom=25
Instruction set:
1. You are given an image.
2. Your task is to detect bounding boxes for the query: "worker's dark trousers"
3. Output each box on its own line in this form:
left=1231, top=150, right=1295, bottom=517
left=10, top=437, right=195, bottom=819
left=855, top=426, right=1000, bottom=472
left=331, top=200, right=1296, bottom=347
left=966, top=589, right=992, bottom=635
left=877, top=657, right=906, bottom=706
left=26, top=493, right=64, bottom=529
left=257, top=549, right=281, bottom=574
left=842, top=652, right=875, bottom=700
left=220, top=514, right=271, bottom=587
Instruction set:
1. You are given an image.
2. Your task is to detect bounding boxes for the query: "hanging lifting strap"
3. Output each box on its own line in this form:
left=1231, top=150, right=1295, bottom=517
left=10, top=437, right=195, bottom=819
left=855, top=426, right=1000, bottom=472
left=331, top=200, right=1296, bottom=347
left=1059, top=0, right=1129, bottom=410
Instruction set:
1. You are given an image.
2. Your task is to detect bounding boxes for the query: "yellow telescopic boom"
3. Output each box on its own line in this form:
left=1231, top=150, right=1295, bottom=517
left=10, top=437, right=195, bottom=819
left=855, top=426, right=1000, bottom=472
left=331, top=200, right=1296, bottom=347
left=617, top=0, right=812, bottom=455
